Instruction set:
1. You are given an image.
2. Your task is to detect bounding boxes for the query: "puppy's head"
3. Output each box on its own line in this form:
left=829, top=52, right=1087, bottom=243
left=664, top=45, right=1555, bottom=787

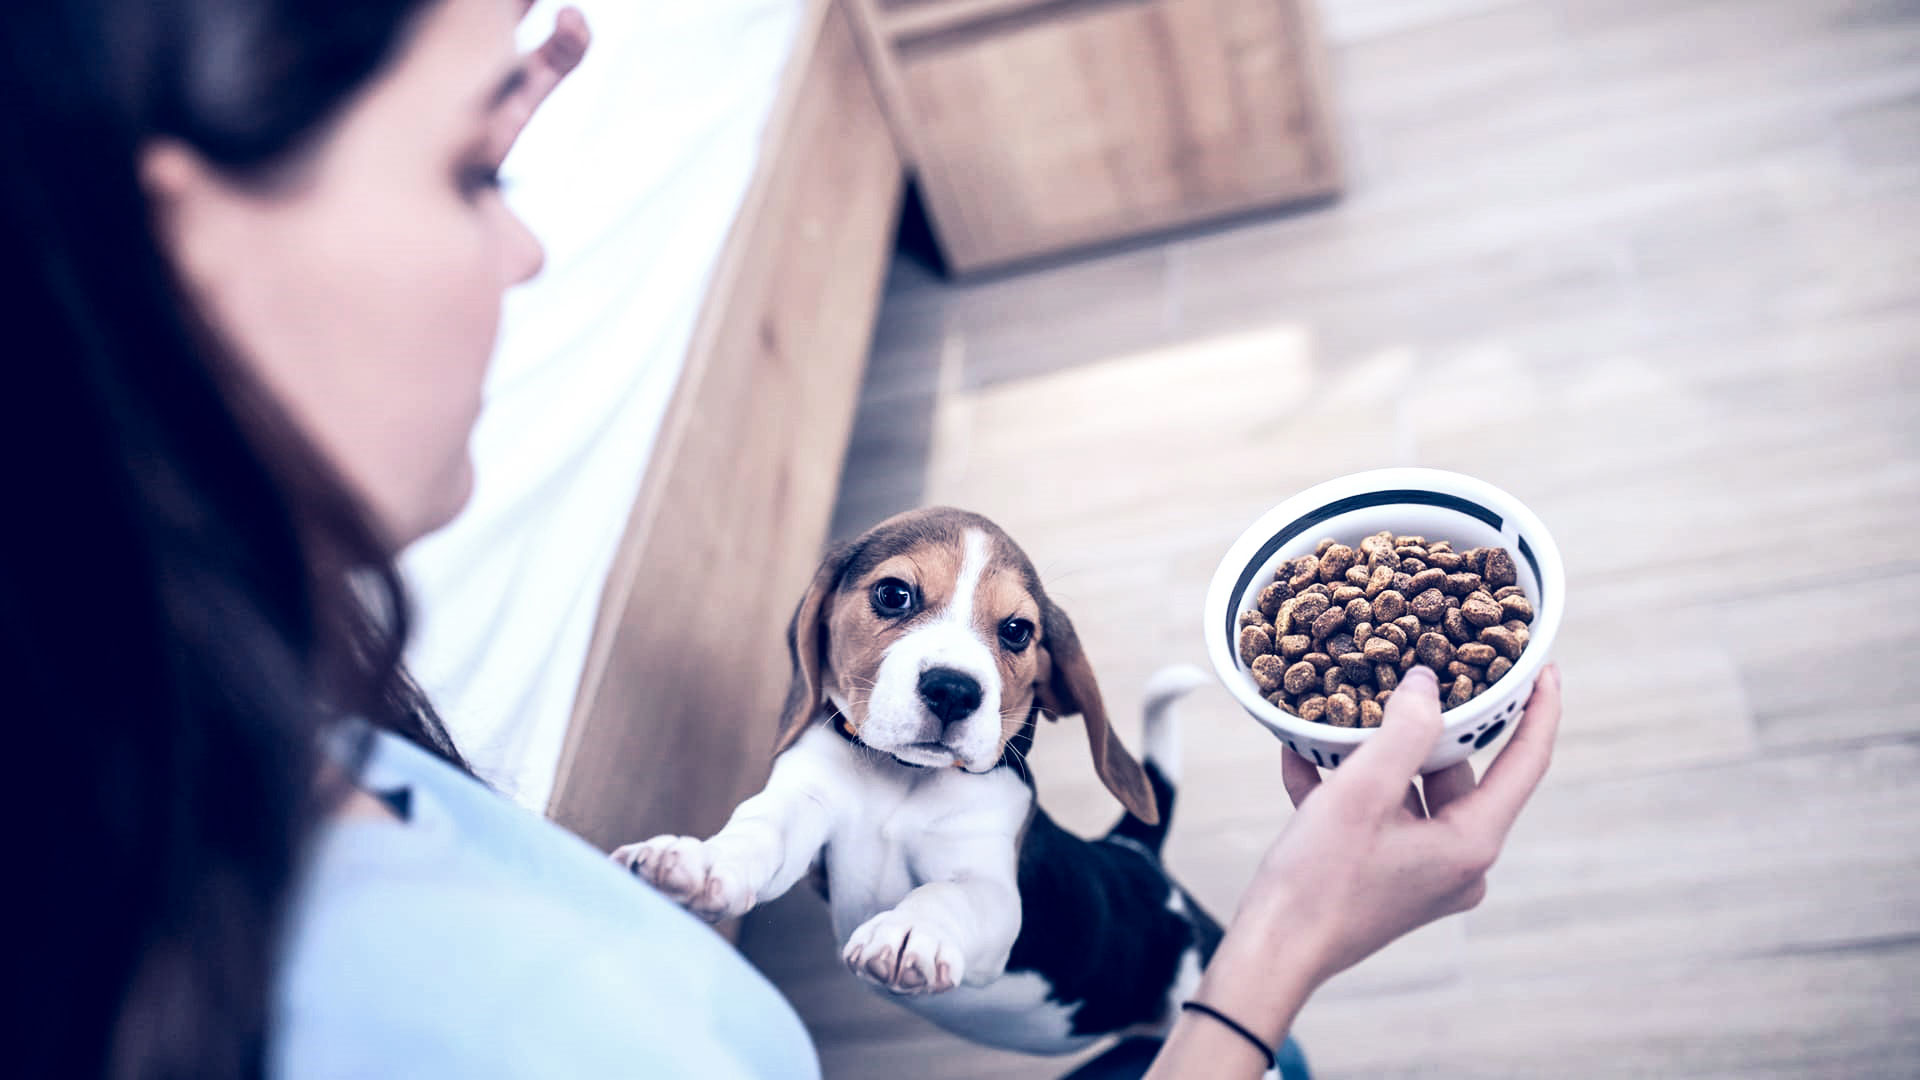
left=774, top=507, right=1158, bottom=824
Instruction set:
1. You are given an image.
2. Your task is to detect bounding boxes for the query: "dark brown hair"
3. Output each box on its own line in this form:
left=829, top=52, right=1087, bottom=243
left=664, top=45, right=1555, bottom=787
left=0, top=1, right=466, bottom=1076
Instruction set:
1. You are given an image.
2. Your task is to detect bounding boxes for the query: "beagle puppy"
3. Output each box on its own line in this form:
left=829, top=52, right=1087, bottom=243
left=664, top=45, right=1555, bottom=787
left=614, top=508, right=1223, bottom=1056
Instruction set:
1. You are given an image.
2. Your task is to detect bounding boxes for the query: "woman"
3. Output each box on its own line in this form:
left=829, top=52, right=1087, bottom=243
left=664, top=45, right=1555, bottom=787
left=0, top=0, right=1561, bottom=1077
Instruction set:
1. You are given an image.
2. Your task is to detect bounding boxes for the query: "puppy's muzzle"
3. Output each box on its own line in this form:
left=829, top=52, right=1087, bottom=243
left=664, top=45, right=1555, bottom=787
left=918, top=667, right=983, bottom=729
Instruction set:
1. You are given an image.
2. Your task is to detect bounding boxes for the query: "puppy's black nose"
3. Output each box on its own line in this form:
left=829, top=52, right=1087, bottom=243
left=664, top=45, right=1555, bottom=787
left=918, top=668, right=982, bottom=727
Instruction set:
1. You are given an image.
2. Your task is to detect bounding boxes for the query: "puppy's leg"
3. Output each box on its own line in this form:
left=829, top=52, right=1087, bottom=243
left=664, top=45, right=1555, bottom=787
left=613, top=732, right=842, bottom=923
left=843, top=829, right=1022, bottom=996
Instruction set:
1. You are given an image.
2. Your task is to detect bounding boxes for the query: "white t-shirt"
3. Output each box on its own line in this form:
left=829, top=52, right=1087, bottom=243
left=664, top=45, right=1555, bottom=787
left=272, top=728, right=818, bottom=1078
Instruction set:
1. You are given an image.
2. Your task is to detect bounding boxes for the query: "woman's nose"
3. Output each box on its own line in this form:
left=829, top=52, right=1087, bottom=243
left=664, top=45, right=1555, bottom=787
left=505, top=209, right=544, bottom=284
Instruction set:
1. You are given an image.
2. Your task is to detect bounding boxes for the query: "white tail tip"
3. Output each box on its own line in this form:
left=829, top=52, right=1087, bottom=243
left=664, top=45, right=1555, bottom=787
left=1141, top=664, right=1210, bottom=782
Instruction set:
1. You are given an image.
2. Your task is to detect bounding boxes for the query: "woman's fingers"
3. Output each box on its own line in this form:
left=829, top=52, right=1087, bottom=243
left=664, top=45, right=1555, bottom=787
left=1420, top=760, right=1478, bottom=816
left=488, top=6, right=592, bottom=164
left=1282, top=748, right=1322, bottom=807
left=1335, top=666, right=1444, bottom=813
left=1401, top=783, right=1427, bottom=820
left=1450, top=664, right=1561, bottom=838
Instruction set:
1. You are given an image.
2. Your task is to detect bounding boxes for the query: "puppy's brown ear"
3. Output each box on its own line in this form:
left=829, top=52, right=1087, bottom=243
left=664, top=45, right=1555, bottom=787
left=1035, top=597, right=1159, bottom=826
left=773, top=542, right=853, bottom=757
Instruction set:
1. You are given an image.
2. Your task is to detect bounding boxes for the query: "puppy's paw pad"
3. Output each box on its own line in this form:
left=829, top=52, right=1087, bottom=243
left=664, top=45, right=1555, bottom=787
left=842, top=910, right=964, bottom=996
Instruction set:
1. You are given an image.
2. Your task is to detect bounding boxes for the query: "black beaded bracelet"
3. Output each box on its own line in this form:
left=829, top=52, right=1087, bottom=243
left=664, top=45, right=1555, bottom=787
left=1179, top=1000, right=1276, bottom=1064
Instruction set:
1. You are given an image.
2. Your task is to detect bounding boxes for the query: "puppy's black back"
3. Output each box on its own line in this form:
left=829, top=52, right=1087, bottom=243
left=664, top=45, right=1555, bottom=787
left=1005, top=807, right=1223, bottom=1037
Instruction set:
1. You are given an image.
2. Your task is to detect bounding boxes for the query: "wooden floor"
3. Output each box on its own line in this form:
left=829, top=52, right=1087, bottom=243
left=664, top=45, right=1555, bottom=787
left=738, top=0, right=1920, bottom=1076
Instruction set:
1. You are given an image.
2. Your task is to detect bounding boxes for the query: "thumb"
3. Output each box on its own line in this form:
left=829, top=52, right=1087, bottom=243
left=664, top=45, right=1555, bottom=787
left=1333, top=666, right=1444, bottom=810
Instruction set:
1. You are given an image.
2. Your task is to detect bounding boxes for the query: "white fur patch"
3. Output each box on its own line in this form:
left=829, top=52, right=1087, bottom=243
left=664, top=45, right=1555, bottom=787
left=860, top=529, right=1005, bottom=771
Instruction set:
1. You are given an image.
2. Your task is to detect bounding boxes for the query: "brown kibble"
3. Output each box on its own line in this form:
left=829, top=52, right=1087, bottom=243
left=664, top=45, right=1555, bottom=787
left=1443, top=607, right=1473, bottom=644
left=1323, top=666, right=1344, bottom=695
left=1494, top=585, right=1525, bottom=600
left=1359, top=685, right=1377, bottom=703
left=1353, top=621, right=1373, bottom=647
left=1365, top=564, right=1395, bottom=598
left=1446, top=674, right=1474, bottom=709
left=1500, top=594, right=1535, bottom=624
left=1326, top=695, right=1359, bottom=727
left=1279, top=634, right=1312, bottom=660
left=1373, top=590, right=1408, bottom=623
left=1327, top=632, right=1358, bottom=658
left=1315, top=537, right=1337, bottom=557
left=1311, top=607, right=1347, bottom=640
left=1318, top=544, right=1357, bottom=583
left=1299, top=582, right=1331, bottom=598
left=1486, top=656, right=1513, bottom=682
left=1484, top=548, right=1518, bottom=588
left=1480, top=625, right=1523, bottom=660
left=1415, top=631, right=1456, bottom=669
left=1465, top=547, right=1489, bottom=575
left=1331, top=585, right=1365, bottom=606
left=1390, top=571, right=1416, bottom=593
left=1290, top=593, right=1329, bottom=630
left=1238, top=625, right=1275, bottom=665
left=1447, top=660, right=1477, bottom=681
left=1462, top=593, right=1503, bottom=628
left=1445, top=594, right=1461, bottom=610
left=1304, top=651, right=1334, bottom=672
left=1443, top=572, right=1484, bottom=597
left=1509, top=624, right=1532, bottom=650
left=1375, top=664, right=1400, bottom=691
left=1338, top=652, right=1373, bottom=683
left=1273, top=598, right=1298, bottom=637
left=1299, top=695, right=1328, bottom=722
left=1376, top=689, right=1394, bottom=707
left=1429, top=540, right=1453, bottom=554
left=1376, top=623, right=1409, bottom=650
left=1345, top=597, right=1373, bottom=625
left=1344, top=566, right=1372, bottom=587
left=1257, top=581, right=1290, bottom=618
left=1360, top=532, right=1395, bottom=560
left=1401, top=558, right=1427, bottom=573
left=1473, top=681, right=1489, bottom=696
left=1411, top=588, right=1448, bottom=622
left=1399, top=650, right=1418, bottom=673
left=1457, top=642, right=1498, bottom=665
left=1363, top=636, right=1401, bottom=663
left=1252, top=654, right=1288, bottom=693
left=1394, top=544, right=1428, bottom=561
left=1273, top=695, right=1300, bottom=717
left=1394, top=614, right=1423, bottom=640
left=1282, top=660, right=1318, bottom=695
left=1238, top=608, right=1271, bottom=631
left=1429, top=551, right=1464, bottom=572
left=1409, top=568, right=1447, bottom=596
left=1287, top=556, right=1320, bottom=592
left=1360, top=699, right=1385, bottom=728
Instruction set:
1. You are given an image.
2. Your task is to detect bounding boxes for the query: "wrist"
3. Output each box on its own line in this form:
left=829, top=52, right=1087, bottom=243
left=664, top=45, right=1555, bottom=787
left=1196, top=898, right=1323, bottom=1047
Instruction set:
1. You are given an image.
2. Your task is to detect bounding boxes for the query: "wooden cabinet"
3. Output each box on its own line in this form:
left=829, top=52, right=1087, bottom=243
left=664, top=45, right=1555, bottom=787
left=847, top=0, right=1343, bottom=274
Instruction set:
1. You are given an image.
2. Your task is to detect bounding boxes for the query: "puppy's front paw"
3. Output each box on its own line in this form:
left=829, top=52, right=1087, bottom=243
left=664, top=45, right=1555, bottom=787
left=610, top=836, right=757, bottom=922
left=842, top=909, right=964, bottom=996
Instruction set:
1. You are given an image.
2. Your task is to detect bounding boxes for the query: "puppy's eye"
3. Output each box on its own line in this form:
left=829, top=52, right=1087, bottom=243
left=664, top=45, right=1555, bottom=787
left=871, top=578, right=916, bottom=616
left=999, top=618, right=1034, bottom=652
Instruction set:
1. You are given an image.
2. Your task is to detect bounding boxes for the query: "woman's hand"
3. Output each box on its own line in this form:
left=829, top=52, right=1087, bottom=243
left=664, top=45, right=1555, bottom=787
left=1149, top=663, right=1561, bottom=1077
left=486, top=5, right=591, bottom=166
left=1258, top=662, right=1560, bottom=984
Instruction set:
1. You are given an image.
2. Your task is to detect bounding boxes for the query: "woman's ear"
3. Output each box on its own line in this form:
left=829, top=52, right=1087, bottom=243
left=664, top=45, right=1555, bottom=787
left=138, top=139, right=249, bottom=298
left=1035, top=597, right=1159, bottom=825
left=772, top=541, right=855, bottom=756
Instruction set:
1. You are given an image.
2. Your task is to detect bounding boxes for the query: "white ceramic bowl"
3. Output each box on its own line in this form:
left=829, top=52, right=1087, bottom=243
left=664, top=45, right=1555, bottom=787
left=1203, top=468, right=1565, bottom=773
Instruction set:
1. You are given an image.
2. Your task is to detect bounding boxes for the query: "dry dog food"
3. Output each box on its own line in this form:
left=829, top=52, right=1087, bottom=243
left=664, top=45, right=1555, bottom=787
left=1237, top=532, right=1533, bottom=727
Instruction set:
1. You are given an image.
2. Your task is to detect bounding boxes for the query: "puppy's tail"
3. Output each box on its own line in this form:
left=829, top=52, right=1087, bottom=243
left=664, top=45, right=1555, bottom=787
left=1106, top=664, right=1211, bottom=857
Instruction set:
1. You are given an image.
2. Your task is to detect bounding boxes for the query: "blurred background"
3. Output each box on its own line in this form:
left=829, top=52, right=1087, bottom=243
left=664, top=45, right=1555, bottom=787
left=731, top=0, right=1920, bottom=1076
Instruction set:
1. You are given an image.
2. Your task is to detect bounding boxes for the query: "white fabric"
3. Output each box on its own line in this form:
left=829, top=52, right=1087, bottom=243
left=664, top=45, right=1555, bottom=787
left=401, top=0, right=805, bottom=809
